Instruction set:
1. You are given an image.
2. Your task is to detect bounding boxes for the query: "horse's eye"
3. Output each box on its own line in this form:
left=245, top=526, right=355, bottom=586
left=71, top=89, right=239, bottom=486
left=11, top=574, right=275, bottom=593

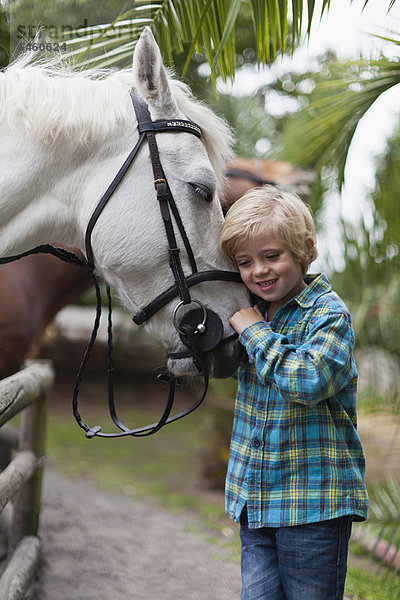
left=190, top=182, right=214, bottom=203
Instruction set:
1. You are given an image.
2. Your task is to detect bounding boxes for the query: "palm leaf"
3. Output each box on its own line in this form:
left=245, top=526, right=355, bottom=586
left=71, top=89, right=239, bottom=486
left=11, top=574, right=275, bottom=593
left=369, top=477, right=400, bottom=525
left=295, top=49, right=400, bottom=186
left=60, top=0, right=342, bottom=79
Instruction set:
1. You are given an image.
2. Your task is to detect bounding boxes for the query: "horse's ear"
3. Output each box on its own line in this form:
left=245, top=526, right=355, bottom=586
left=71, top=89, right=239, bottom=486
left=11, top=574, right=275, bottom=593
left=133, top=27, right=179, bottom=117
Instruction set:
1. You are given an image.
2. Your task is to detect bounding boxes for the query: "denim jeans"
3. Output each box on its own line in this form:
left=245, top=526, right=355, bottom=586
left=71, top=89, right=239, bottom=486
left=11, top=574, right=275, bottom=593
left=240, top=508, right=352, bottom=600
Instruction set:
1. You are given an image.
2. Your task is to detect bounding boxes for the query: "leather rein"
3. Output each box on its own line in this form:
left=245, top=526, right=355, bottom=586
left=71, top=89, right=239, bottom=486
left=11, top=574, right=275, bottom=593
left=0, top=90, right=242, bottom=439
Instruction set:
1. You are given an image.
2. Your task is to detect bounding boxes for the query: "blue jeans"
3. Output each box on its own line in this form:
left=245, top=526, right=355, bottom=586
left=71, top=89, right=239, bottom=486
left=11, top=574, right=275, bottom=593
left=240, top=508, right=352, bottom=600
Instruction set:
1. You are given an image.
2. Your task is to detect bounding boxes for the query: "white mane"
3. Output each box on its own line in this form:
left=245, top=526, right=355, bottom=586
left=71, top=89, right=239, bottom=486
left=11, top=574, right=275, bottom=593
left=0, top=52, right=234, bottom=190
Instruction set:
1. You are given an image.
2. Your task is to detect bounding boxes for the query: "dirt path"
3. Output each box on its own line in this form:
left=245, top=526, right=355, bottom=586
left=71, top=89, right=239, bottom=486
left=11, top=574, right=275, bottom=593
left=25, top=470, right=241, bottom=600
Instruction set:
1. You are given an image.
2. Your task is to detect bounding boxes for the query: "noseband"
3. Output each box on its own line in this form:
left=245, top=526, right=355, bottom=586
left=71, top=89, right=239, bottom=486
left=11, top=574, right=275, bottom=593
left=0, top=90, right=242, bottom=439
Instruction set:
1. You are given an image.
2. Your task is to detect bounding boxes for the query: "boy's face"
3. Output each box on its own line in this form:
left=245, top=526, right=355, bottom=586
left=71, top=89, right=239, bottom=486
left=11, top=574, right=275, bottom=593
left=234, top=231, right=306, bottom=313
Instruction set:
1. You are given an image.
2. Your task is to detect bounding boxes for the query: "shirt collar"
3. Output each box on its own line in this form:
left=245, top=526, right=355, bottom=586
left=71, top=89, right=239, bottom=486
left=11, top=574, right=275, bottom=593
left=294, top=273, right=331, bottom=308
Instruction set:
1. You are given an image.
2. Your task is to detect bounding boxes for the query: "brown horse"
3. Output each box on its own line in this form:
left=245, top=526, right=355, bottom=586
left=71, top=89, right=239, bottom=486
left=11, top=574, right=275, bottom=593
left=0, top=159, right=313, bottom=379
left=223, top=156, right=314, bottom=210
left=0, top=254, right=90, bottom=378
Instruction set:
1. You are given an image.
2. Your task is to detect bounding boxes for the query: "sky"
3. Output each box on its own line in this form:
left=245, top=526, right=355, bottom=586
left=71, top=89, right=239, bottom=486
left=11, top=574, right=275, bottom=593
left=222, top=0, right=400, bottom=271
left=306, top=0, right=398, bottom=59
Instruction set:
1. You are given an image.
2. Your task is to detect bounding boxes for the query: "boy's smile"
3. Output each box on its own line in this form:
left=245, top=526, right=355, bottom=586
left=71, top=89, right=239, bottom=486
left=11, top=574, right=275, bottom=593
left=234, top=232, right=306, bottom=319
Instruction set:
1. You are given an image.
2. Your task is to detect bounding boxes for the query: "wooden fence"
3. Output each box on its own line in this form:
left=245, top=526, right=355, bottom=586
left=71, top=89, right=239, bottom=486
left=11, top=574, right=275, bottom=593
left=0, top=361, right=55, bottom=600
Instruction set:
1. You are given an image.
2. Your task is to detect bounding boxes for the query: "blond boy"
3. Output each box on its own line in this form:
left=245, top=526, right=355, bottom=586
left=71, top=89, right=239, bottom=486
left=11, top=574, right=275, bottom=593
left=220, top=186, right=368, bottom=600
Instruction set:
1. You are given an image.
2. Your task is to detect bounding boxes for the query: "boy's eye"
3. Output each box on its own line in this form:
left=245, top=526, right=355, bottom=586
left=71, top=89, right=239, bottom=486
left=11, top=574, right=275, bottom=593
left=266, top=253, right=279, bottom=260
left=237, top=260, right=250, bottom=267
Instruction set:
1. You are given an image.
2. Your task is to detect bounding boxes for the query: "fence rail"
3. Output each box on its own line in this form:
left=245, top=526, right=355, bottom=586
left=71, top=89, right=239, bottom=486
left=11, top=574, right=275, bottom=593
left=0, top=361, right=54, bottom=600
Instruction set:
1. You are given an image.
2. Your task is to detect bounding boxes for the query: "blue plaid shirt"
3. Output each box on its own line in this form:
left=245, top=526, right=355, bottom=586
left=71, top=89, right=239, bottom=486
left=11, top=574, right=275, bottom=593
left=225, top=273, right=368, bottom=528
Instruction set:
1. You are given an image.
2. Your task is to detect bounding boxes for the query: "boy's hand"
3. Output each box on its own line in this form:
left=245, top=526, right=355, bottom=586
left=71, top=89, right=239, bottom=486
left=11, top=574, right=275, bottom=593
left=229, top=305, right=265, bottom=334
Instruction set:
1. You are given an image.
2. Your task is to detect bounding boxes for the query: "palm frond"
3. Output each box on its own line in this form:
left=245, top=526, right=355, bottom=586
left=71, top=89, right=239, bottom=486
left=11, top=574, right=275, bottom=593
left=54, top=0, right=397, bottom=84
left=60, top=0, right=338, bottom=80
left=296, top=52, right=400, bottom=186
left=369, top=477, right=400, bottom=522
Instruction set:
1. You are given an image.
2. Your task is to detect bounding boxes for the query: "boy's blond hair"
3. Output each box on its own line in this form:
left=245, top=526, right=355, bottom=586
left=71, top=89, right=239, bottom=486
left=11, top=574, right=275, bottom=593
left=219, top=185, right=318, bottom=273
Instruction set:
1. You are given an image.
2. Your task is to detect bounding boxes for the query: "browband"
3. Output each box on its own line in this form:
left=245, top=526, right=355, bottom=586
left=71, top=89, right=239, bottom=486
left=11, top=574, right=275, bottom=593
left=137, top=119, right=202, bottom=138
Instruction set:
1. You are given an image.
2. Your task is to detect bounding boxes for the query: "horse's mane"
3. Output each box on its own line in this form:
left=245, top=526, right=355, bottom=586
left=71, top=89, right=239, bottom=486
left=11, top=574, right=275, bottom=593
left=0, top=52, right=234, bottom=190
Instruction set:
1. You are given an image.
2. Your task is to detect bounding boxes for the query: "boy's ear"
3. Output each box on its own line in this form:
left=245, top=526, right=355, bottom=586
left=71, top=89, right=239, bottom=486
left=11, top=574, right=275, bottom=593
left=305, top=235, right=317, bottom=267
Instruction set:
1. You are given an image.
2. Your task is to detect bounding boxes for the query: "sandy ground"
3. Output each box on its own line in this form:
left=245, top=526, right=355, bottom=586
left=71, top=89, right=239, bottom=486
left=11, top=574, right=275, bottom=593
left=25, top=470, right=241, bottom=600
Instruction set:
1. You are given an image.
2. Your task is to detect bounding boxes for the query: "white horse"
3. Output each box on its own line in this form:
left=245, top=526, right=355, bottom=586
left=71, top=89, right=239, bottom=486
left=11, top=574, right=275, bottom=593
left=0, top=28, right=248, bottom=378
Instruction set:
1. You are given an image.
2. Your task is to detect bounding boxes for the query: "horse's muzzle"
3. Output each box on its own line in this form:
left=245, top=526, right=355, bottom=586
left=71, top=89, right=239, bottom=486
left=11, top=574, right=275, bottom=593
left=167, top=303, right=242, bottom=378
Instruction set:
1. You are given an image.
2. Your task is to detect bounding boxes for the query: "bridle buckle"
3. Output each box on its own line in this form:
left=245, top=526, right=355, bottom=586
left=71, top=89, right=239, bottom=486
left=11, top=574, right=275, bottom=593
left=154, top=177, right=167, bottom=191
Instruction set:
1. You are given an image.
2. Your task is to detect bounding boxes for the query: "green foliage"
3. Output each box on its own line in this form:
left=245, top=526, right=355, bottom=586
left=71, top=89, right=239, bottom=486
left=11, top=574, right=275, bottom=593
left=370, top=117, right=400, bottom=280
left=5, top=0, right=122, bottom=64
left=214, top=92, right=276, bottom=157
left=277, top=51, right=400, bottom=186
left=368, top=477, right=400, bottom=530
left=334, top=271, right=400, bottom=355
left=60, top=0, right=331, bottom=78
left=9, top=0, right=122, bottom=30
left=260, top=51, right=345, bottom=213
left=270, top=35, right=400, bottom=357
left=329, top=115, right=400, bottom=355
left=345, top=561, right=400, bottom=600
left=0, top=2, right=10, bottom=66
left=355, top=477, right=400, bottom=578
left=22, top=0, right=356, bottom=84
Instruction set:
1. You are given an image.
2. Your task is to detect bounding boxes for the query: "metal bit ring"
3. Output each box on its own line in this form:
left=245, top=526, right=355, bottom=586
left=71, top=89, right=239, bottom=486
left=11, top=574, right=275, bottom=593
left=173, top=299, right=207, bottom=335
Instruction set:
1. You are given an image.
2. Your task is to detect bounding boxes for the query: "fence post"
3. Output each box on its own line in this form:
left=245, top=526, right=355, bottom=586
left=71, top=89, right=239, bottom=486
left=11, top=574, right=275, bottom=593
left=10, top=386, right=48, bottom=549
left=0, top=360, right=54, bottom=600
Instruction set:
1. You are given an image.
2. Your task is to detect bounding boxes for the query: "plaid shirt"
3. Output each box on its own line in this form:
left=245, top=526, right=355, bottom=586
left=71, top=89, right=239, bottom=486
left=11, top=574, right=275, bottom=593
left=225, top=273, right=368, bottom=528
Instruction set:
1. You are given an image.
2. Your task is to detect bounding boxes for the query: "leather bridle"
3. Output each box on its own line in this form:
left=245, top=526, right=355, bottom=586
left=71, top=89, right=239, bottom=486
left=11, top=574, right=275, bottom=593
left=0, top=90, right=243, bottom=439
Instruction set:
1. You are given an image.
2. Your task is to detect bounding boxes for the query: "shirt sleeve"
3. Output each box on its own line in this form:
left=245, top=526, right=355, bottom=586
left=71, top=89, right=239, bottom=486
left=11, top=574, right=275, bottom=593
left=238, top=311, right=356, bottom=406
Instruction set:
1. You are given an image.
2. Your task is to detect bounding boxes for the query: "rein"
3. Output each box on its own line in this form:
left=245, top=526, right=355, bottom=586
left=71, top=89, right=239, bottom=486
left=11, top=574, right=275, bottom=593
left=0, top=89, right=242, bottom=439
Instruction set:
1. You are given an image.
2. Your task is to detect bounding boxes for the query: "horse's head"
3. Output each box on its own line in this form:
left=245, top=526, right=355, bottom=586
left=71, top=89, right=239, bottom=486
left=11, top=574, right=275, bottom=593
left=0, top=29, right=248, bottom=379
left=86, top=28, right=248, bottom=378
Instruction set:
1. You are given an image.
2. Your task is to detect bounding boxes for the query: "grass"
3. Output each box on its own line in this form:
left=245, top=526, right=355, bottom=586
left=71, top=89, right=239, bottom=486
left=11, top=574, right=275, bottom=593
left=357, top=391, right=400, bottom=416
left=346, top=559, right=400, bottom=600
